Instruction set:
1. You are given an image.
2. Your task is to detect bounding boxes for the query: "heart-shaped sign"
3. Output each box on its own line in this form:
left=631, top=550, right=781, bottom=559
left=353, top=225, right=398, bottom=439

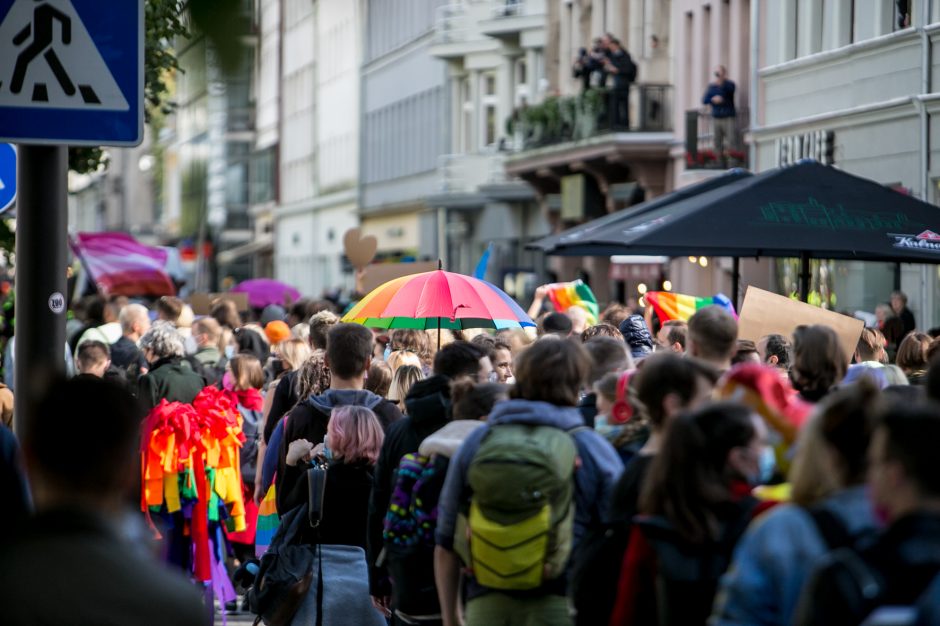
left=343, top=228, right=378, bottom=269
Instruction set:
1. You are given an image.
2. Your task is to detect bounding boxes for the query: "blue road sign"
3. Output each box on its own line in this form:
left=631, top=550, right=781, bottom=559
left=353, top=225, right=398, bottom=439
left=0, top=143, right=13, bottom=212
left=0, top=0, right=142, bottom=146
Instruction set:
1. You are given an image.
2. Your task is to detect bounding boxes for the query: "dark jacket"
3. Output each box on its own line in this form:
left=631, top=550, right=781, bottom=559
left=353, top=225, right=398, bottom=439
left=367, top=374, right=452, bottom=595
left=110, top=336, right=146, bottom=372
left=702, top=79, right=736, bottom=118
left=795, top=512, right=940, bottom=625
left=276, top=388, right=402, bottom=514
left=0, top=508, right=205, bottom=626
left=0, top=425, right=29, bottom=543
left=578, top=392, right=598, bottom=428
left=607, top=49, right=636, bottom=89
left=264, top=370, right=298, bottom=444
left=285, top=460, right=375, bottom=550
left=619, top=315, right=654, bottom=360
left=138, top=357, right=206, bottom=414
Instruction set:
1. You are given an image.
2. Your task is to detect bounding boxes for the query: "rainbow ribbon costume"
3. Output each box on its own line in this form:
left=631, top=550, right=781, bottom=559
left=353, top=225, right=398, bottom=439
left=141, top=386, right=247, bottom=584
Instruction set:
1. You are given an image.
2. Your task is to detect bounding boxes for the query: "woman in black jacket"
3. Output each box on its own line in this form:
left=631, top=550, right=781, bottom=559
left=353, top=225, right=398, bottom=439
left=283, top=404, right=385, bottom=549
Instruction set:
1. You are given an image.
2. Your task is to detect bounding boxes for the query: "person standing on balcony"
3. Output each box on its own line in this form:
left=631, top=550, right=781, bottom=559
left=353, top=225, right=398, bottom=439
left=702, top=66, right=737, bottom=167
left=604, top=38, right=636, bottom=129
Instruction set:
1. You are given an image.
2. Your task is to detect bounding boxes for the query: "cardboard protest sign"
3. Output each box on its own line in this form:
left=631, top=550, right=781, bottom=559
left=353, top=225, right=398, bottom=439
left=190, top=292, right=249, bottom=315
left=360, top=262, right=438, bottom=293
left=737, top=286, right=863, bottom=363
left=343, top=228, right=378, bottom=270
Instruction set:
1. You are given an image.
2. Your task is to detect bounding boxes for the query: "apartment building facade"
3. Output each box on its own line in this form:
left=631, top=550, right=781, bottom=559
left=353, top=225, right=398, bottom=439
left=753, top=0, right=940, bottom=327
left=358, top=0, right=450, bottom=270
left=271, top=0, right=363, bottom=298
left=422, top=0, right=552, bottom=290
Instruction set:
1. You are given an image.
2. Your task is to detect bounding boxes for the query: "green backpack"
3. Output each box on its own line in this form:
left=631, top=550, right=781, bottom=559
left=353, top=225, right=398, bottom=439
left=458, top=423, right=582, bottom=591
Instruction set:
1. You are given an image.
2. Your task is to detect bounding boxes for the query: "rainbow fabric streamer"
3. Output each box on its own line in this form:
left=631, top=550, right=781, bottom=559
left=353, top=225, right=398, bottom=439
left=141, top=387, right=247, bottom=582
left=546, top=280, right=599, bottom=324
left=645, top=291, right=737, bottom=322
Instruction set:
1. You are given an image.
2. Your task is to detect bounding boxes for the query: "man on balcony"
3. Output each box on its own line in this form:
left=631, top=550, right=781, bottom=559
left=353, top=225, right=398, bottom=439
left=603, top=38, right=637, bottom=130
left=702, top=65, right=737, bottom=167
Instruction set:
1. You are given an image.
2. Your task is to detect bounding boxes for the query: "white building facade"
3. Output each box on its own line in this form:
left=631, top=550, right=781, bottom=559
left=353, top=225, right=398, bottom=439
left=274, top=0, right=362, bottom=299
left=754, top=0, right=940, bottom=328
left=425, top=0, right=552, bottom=285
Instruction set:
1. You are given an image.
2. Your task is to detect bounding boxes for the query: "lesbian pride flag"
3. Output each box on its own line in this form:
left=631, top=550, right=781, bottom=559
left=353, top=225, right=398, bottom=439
left=546, top=279, right=599, bottom=324
left=71, top=232, right=176, bottom=297
left=645, top=291, right=737, bottom=322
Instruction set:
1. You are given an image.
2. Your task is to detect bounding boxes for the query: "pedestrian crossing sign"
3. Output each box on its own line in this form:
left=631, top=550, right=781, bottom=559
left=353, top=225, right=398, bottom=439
left=0, top=0, right=142, bottom=146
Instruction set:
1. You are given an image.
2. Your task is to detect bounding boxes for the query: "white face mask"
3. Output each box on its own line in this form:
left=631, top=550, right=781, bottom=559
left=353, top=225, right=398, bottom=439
left=224, top=345, right=235, bottom=359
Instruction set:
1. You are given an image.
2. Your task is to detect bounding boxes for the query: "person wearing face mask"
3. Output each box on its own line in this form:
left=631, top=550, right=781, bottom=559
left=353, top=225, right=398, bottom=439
left=712, top=380, right=879, bottom=626
left=795, top=401, right=940, bottom=625
left=137, top=323, right=206, bottom=414
left=608, top=402, right=770, bottom=626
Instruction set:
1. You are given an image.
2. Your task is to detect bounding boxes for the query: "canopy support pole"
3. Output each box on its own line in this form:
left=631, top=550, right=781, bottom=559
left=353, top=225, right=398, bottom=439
left=799, top=253, right=811, bottom=303
left=731, top=257, right=740, bottom=310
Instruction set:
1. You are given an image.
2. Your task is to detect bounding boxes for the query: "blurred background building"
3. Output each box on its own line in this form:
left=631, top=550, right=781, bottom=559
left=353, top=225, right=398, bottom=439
left=62, top=0, right=940, bottom=328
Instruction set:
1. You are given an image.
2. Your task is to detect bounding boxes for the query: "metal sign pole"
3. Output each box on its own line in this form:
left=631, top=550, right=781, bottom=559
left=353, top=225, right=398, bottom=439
left=13, top=144, right=67, bottom=437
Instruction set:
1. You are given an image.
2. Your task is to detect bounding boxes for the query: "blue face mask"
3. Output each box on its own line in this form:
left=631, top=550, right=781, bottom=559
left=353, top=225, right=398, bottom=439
left=224, top=345, right=235, bottom=359
left=383, top=345, right=392, bottom=361
left=757, top=446, right=777, bottom=485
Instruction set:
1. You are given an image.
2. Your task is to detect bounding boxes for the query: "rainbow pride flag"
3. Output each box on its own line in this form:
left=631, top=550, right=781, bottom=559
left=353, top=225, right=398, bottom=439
left=254, top=484, right=279, bottom=558
left=645, top=291, right=737, bottom=322
left=546, top=280, right=599, bottom=324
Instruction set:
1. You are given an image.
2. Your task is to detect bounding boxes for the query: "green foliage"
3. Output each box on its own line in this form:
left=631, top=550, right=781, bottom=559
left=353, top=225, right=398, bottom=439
left=69, top=0, right=189, bottom=175
left=510, top=89, right=610, bottom=149
left=69, top=0, right=251, bottom=175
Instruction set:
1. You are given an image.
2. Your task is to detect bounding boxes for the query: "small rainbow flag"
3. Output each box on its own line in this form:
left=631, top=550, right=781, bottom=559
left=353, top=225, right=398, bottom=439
left=546, top=280, right=599, bottom=324
left=254, top=484, right=280, bottom=558
left=645, top=291, right=737, bottom=322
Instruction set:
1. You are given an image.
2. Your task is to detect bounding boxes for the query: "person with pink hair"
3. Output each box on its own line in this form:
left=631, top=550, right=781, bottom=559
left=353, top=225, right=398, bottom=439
left=283, top=404, right=385, bottom=549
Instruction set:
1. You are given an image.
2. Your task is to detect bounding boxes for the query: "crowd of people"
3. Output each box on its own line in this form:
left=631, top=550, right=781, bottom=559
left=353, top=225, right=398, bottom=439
left=2, top=288, right=940, bottom=626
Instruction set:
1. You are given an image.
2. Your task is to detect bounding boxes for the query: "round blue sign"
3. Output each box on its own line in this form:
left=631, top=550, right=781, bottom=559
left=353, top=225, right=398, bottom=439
left=0, top=143, right=14, bottom=213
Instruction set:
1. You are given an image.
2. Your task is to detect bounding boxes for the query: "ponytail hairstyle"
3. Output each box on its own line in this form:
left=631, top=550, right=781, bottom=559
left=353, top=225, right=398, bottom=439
left=640, top=402, right=756, bottom=544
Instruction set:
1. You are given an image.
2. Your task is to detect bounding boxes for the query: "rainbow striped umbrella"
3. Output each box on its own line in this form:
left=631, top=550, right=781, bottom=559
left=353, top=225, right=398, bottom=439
left=343, top=268, right=535, bottom=331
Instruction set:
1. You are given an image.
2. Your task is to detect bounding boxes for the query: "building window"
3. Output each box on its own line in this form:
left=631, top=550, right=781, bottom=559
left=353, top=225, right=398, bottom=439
left=481, top=73, right=498, bottom=148
left=460, top=77, right=473, bottom=153
left=895, top=0, right=913, bottom=29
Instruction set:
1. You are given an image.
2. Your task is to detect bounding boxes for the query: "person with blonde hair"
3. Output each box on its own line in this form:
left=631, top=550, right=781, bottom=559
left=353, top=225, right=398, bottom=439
left=386, top=349, right=423, bottom=374
left=387, top=364, right=424, bottom=414
left=274, top=337, right=310, bottom=373
left=712, top=380, right=880, bottom=626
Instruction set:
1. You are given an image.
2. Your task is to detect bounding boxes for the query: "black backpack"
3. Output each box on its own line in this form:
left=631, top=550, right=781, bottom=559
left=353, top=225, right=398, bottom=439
left=571, top=522, right=632, bottom=626
left=248, top=504, right=316, bottom=626
left=185, top=354, right=227, bottom=387
left=638, top=497, right=759, bottom=626
left=239, top=404, right=263, bottom=486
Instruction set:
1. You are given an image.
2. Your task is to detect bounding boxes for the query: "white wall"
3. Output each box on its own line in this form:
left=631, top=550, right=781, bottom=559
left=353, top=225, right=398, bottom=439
left=281, top=0, right=316, bottom=205
left=256, top=0, right=281, bottom=150
left=317, top=0, right=361, bottom=191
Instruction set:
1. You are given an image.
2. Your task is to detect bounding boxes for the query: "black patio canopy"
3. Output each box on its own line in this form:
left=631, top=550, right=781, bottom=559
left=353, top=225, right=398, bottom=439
left=544, top=160, right=940, bottom=300
left=529, top=169, right=753, bottom=253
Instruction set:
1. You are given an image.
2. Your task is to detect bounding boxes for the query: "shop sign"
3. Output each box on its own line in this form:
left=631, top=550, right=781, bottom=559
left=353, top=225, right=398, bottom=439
left=775, top=130, right=834, bottom=167
left=890, top=229, right=940, bottom=254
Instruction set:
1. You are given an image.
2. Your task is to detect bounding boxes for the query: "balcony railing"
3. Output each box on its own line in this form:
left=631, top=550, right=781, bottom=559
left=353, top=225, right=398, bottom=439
left=439, top=152, right=507, bottom=193
left=491, top=0, right=544, bottom=17
left=434, top=3, right=470, bottom=45
left=508, top=84, right=673, bottom=151
left=684, top=109, right=749, bottom=169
